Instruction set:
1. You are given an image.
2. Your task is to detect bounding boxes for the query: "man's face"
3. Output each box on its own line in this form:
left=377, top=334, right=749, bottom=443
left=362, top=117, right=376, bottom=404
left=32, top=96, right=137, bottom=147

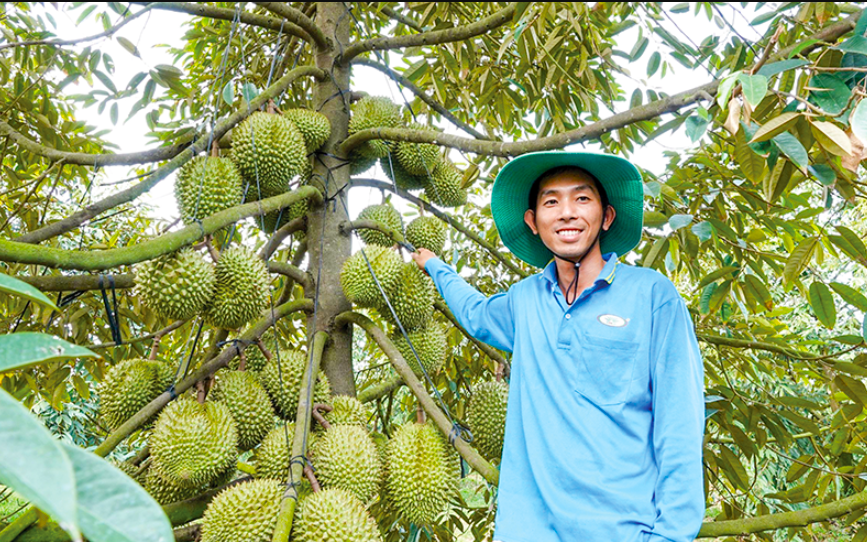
left=523, top=170, right=616, bottom=261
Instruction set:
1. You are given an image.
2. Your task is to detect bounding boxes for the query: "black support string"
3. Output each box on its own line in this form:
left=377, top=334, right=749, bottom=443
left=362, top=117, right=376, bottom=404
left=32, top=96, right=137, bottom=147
left=98, top=274, right=122, bottom=346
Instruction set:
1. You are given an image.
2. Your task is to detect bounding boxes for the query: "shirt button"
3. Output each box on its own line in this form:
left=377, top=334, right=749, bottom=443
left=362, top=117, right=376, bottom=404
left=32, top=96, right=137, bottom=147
left=565, top=314, right=571, bottom=319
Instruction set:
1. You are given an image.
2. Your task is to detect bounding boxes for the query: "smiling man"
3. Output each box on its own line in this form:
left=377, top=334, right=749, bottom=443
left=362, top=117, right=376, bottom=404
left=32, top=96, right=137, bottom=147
left=412, top=151, right=705, bottom=542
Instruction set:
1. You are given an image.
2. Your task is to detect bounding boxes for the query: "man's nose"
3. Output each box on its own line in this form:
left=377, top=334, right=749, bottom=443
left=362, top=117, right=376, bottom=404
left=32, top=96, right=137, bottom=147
left=559, top=200, right=580, bottom=221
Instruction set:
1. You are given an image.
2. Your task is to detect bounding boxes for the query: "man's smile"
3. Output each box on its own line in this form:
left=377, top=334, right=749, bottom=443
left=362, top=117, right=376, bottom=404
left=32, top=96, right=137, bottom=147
left=554, top=227, right=584, bottom=241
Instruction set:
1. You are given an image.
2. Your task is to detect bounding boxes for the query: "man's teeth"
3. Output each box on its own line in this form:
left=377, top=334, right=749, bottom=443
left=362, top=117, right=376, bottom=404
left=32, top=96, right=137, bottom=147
left=556, top=229, right=581, bottom=239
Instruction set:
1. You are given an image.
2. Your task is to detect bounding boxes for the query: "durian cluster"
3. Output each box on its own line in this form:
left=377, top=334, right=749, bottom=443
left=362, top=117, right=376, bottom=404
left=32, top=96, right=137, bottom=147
left=348, top=96, right=468, bottom=208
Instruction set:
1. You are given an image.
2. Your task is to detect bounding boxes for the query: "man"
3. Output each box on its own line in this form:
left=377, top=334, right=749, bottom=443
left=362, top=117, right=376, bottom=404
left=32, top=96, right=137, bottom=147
left=412, top=151, right=705, bottom=542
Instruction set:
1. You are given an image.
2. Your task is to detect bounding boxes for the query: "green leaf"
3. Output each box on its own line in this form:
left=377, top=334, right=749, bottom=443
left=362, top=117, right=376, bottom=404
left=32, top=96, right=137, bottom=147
left=750, top=112, right=800, bottom=143
left=830, top=282, right=867, bottom=312
left=697, top=267, right=739, bottom=289
left=110, top=103, right=118, bottom=125
left=668, top=214, right=693, bottom=231
left=647, top=51, right=661, bottom=77
left=809, top=73, right=852, bottom=115
left=629, top=36, right=649, bottom=61
left=831, top=361, right=867, bottom=378
left=811, top=120, right=852, bottom=157
left=808, top=282, right=836, bottom=329
left=744, top=274, right=774, bottom=310
left=155, top=64, right=182, bottom=79
left=670, top=3, right=689, bottom=13
left=851, top=99, right=867, bottom=145
left=863, top=317, right=867, bottom=344
left=835, top=226, right=867, bottom=264
left=855, top=8, right=867, bottom=37
left=717, top=445, right=750, bottom=491
left=783, top=237, right=817, bottom=284
left=735, top=128, right=764, bottom=183
left=94, top=70, right=117, bottom=94
left=0, top=332, right=99, bottom=373
left=61, top=443, right=173, bottom=542
left=643, top=237, right=668, bottom=268
left=717, top=73, right=739, bottom=108
left=835, top=375, right=867, bottom=407
left=691, top=221, right=713, bottom=242
left=0, top=272, right=59, bottom=311
left=737, top=73, right=768, bottom=108
left=772, top=132, right=808, bottom=169
left=808, top=164, right=836, bottom=186
left=0, top=389, right=79, bottom=539
left=643, top=210, right=667, bottom=228
left=222, top=82, right=234, bottom=106
left=699, top=283, right=717, bottom=314
left=755, top=59, right=810, bottom=78
left=241, top=83, right=258, bottom=103
left=76, top=4, right=97, bottom=24
left=685, top=115, right=710, bottom=142
left=837, top=35, right=867, bottom=55
left=116, top=36, right=140, bottom=58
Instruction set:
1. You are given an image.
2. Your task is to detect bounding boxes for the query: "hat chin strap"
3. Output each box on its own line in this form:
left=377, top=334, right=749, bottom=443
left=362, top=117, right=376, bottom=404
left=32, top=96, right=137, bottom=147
left=550, top=219, right=605, bottom=305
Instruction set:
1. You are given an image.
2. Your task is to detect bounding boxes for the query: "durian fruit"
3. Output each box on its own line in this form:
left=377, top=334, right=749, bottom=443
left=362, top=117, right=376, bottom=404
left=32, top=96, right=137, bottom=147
left=210, top=371, right=275, bottom=451
left=380, top=156, right=428, bottom=191
left=313, top=424, right=382, bottom=503
left=378, top=263, right=435, bottom=332
left=260, top=349, right=332, bottom=419
left=143, top=466, right=201, bottom=505
left=282, top=108, right=330, bottom=152
left=204, top=246, right=270, bottom=329
left=340, top=245, right=403, bottom=308
left=232, top=111, right=307, bottom=194
left=149, top=396, right=238, bottom=489
left=350, top=150, right=378, bottom=175
left=369, top=431, right=389, bottom=472
left=256, top=423, right=314, bottom=484
left=174, top=155, right=243, bottom=224
left=98, top=358, right=174, bottom=430
left=134, top=249, right=216, bottom=322
left=467, top=380, right=509, bottom=461
left=113, top=460, right=147, bottom=485
left=348, top=96, right=402, bottom=158
left=425, top=161, right=467, bottom=207
left=394, top=123, right=441, bottom=175
left=227, top=341, right=270, bottom=375
left=357, top=203, right=403, bottom=247
left=295, top=488, right=383, bottom=542
left=324, top=395, right=368, bottom=428
left=386, top=423, right=457, bottom=526
left=200, top=478, right=283, bottom=542
left=405, top=216, right=447, bottom=256
left=390, top=323, right=448, bottom=377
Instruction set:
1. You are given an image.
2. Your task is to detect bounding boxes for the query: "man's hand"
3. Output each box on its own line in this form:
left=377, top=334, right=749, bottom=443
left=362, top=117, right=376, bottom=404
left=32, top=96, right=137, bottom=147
left=411, top=248, right=437, bottom=273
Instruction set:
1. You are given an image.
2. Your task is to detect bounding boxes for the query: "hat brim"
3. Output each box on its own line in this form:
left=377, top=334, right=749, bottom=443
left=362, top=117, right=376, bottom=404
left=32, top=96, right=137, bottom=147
left=491, top=151, right=644, bottom=269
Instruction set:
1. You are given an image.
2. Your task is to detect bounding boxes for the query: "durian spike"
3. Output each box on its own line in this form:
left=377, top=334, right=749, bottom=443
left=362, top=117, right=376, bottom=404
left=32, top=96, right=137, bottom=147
left=304, top=464, right=321, bottom=493
left=311, top=403, right=332, bottom=430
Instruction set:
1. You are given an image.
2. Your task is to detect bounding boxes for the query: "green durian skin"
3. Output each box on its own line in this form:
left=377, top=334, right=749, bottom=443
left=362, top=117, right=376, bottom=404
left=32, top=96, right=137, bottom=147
left=175, top=155, right=243, bottom=224
left=350, top=151, right=379, bottom=175
left=149, top=397, right=238, bottom=489
left=255, top=423, right=296, bottom=481
left=467, top=380, right=509, bottom=462
left=386, top=423, right=457, bottom=526
left=425, top=160, right=467, bottom=207
left=134, top=248, right=216, bottom=322
left=232, top=111, right=307, bottom=195
left=340, top=245, right=403, bottom=308
left=259, top=349, right=332, bottom=419
left=349, top=96, right=402, bottom=159
left=282, top=108, right=331, bottom=152
left=296, top=488, right=383, bottom=542
left=143, top=460, right=236, bottom=505
left=380, top=156, right=428, bottom=191
left=210, top=371, right=275, bottom=451
left=313, top=425, right=382, bottom=503
left=324, top=395, right=369, bottom=428
left=390, top=323, right=448, bottom=377
left=204, top=246, right=270, bottom=330
left=378, top=263, right=435, bottom=333
left=394, top=123, right=441, bottom=176
left=200, top=478, right=283, bottom=542
left=98, top=358, right=174, bottom=430
left=227, top=341, right=270, bottom=375
left=357, top=203, right=403, bottom=247
left=405, top=216, right=447, bottom=256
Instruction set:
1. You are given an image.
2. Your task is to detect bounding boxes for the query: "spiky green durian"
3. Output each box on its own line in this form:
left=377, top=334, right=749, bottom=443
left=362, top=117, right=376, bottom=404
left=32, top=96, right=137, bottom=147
left=204, top=246, right=270, bottom=329
left=312, top=425, right=382, bottom=503
left=149, top=396, right=238, bottom=489
left=98, top=358, right=174, bottom=430
left=295, top=488, right=383, bottom=542
left=134, top=249, right=216, bottom=322
left=175, top=155, right=243, bottom=224
left=340, top=245, right=403, bottom=308
left=210, top=371, right=275, bottom=451
left=228, top=341, right=270, bottom=375
left=260, top=349, right=332, bottom=419
left=386, top=423, right=457, bottom=526
left=357, top=203, right=403, bottom=247
left=380, top=156, right=428, bottom=191
left=348, top=96, right=402, bottom=159
left=390, top=323, right=448, bottom=377
left=143, top=466, right=201, bottom=505
left=282, top=108, right=330, bottom=152
left=113, top=460, right=147, bottom=485
left=200, top=478, right=282, bottom=542
left=324, top=395, right=368, bottom=428
left=350, top=151, right=378, bottom=175
left=394, top=123, right=441, bottom=175
left=467, top=380, right=509, bottom=462
left=378, top=263, right=435, bottom=333
left=232, top=111, right=307, bottom=194
left=405, top=216, right=447, bottom=256
left=425, top=161, right=467, bottom=207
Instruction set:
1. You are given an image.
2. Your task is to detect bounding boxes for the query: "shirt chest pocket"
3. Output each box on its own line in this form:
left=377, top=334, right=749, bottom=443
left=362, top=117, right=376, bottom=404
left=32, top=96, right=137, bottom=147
left=574, top=331, right=639, bottom=406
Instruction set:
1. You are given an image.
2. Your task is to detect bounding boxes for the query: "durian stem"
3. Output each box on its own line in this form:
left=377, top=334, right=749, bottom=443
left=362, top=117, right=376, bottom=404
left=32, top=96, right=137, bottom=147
left=334, top=311, right=500, bottom=486
left=237, top=349, right=247, bottom=371
left=148, top=336, right=161, bottom=360
left=131, top=444, right=150, bottom=466
left=209, top=139, right=220, bottom=157
left=256, top=338, right=274, bottom=362
left=416, top=404, right=426, bottom=424
left=267, top=98, right=277, bottom=114
left=311, top=403, right=332, bottom=430
left=203, top=234, right=221, bottom=262
left=271, top=330, right=329, bottom=542
left=339, top=219, right=406, bottom=245
left=304, top=464, right=321, bottom=493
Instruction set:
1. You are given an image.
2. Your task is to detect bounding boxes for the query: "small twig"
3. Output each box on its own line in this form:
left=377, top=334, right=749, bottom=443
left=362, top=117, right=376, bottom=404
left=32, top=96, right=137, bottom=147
left=237, top=349, right=247, bottom=371
left=751, top=24, right=784, bottom=75
left=311, top=403, right=332, bottom=430
left=304, top=464, right=321, bottom=492
left=203, top=234, right=221, bottom=261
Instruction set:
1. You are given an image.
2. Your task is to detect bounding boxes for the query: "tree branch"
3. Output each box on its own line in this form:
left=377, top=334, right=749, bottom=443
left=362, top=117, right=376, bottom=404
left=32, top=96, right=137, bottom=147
left=335, top=311, right=499, bottom=485
left=338, top=218, right=406, bottom=244
left=267, top=261, right=312, bottom=291
left=259, top=216, right=307, bottom=260
left=351, top=178, right=529, bottom=277
left=435, top=300, right=510, bottom=377
left=352, top=58, right=491, bottom=140
left=379, top=5, right=424, bottom=32
left=129, top=1, right=312, bottom=42
left=0, top=187, right=322, bottom=270
left=253, top=2, right=328, bottom=50
left=87, top=320, right=186, bottom=350
left=13, top=65, right=323, bottom=245
left=697, top=334, right=840, bottom=362
left=0, top=5, right=155, bottom=52
left=357, top=374, right=404, bottom=404
left=340, top=3, right=517, bottom=64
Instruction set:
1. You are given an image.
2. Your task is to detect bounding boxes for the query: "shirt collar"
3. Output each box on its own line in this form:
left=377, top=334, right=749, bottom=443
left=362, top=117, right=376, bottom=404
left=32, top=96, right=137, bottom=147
left=542, top=252, right=620, bottom=286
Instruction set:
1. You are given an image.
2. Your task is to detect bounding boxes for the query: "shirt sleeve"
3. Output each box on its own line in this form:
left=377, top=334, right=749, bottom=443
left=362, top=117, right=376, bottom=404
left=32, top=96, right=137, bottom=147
left=648, top=295, right=705, bottom=542
left=425, top=257, right=515, bottom=353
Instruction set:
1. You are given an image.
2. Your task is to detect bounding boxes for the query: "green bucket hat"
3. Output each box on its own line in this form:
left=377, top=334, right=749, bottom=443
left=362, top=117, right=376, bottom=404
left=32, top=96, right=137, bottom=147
left=491, top=151, right=644, bottom=269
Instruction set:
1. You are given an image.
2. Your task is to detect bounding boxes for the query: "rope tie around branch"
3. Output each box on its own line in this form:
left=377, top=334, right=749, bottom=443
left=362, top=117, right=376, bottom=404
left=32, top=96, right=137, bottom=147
left=98, top=274, right=122, bottom=346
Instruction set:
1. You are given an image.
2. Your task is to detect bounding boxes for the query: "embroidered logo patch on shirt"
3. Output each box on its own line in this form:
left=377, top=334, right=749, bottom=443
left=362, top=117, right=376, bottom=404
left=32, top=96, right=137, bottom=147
left=598, top=314, right=628, bottom=327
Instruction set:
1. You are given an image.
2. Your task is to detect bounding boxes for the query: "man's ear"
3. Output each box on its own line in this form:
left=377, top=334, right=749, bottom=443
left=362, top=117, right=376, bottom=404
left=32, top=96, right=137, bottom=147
left=524, top=209, right=538, bottom=235
left=602, top=205, right=616, bottom=232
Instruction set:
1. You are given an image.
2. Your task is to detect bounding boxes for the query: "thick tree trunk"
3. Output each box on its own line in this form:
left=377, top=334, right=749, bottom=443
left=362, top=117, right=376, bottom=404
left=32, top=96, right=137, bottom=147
left=307, top=2, right=355, bottom=396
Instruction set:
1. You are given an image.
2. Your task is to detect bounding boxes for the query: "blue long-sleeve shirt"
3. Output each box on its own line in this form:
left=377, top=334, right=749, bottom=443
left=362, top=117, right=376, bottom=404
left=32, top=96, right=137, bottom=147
left=426, top=253, right=705, bottom=542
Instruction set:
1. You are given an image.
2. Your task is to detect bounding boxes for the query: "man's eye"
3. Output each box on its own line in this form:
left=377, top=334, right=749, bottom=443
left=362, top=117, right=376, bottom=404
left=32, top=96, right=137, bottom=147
left=545, top=199, right=557, bottom=205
